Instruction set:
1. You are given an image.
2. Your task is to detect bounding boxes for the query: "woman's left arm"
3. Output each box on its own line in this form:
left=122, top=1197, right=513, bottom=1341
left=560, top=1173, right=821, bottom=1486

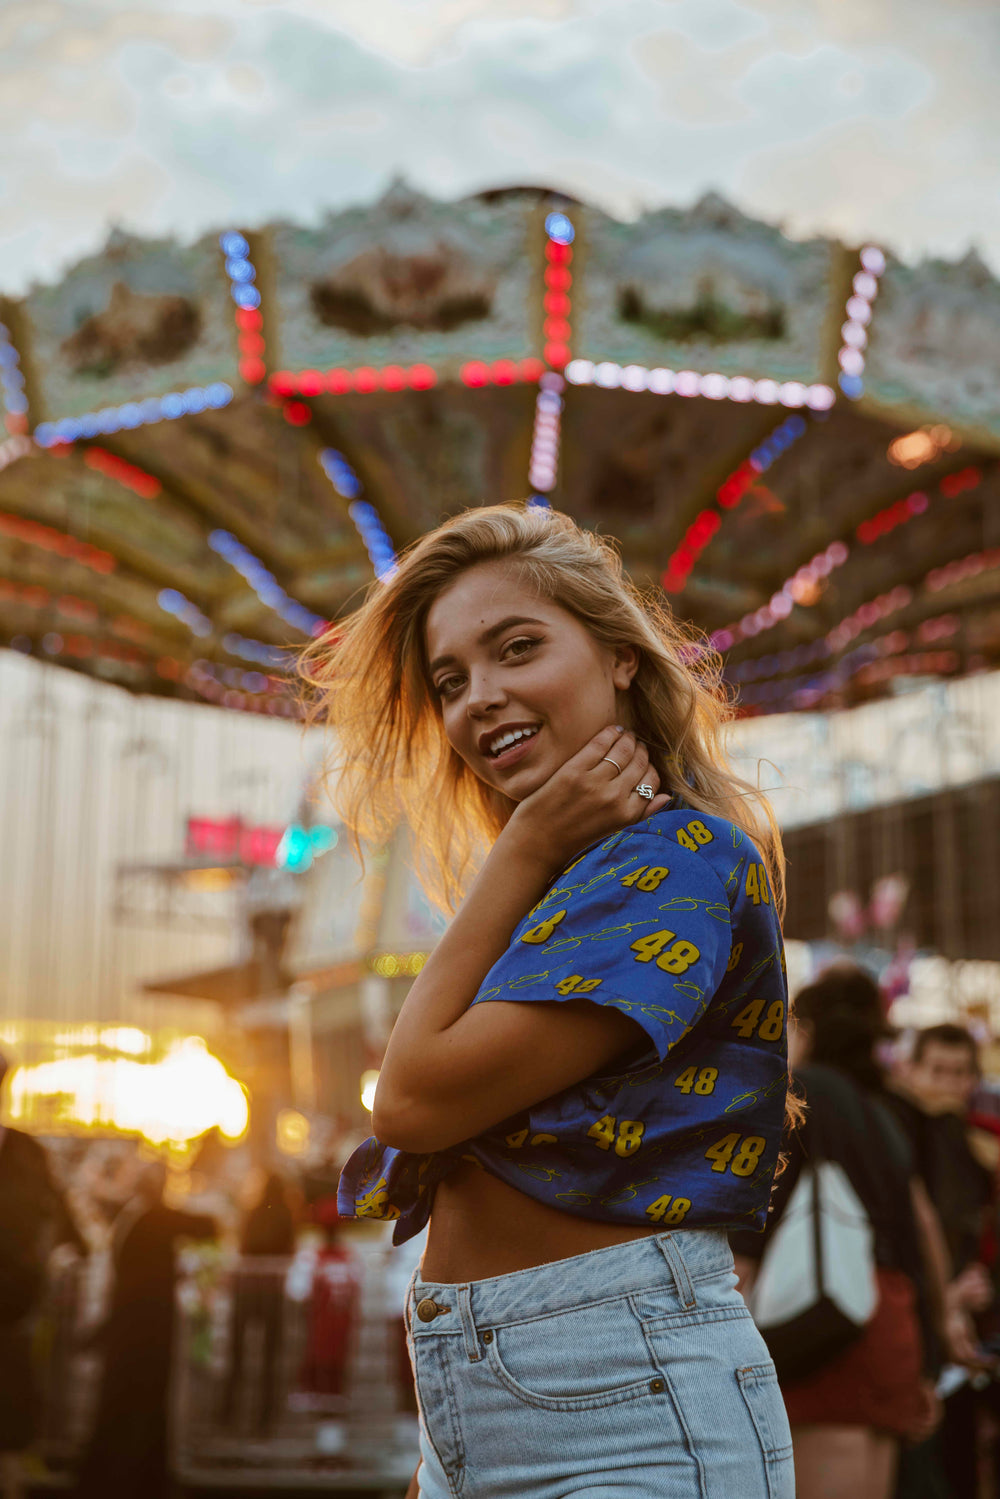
left=372, top=727, right=668, bottom=1153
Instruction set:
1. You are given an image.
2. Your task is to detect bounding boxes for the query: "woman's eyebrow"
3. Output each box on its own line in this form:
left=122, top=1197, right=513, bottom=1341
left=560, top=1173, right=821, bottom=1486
left=428, top=615, right=544, bottom=675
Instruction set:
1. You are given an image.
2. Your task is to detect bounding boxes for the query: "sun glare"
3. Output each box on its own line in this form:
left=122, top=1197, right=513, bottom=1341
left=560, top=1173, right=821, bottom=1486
left=5, top=1037, right=249, bottom=1147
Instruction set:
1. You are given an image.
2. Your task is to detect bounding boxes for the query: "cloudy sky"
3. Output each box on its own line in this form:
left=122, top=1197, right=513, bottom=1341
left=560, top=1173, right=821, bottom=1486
left=2, top=0, right=999, bottom=296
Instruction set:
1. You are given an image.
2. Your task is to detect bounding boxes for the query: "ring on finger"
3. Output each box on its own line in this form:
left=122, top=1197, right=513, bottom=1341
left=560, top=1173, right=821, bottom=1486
left=602, top=756, right=623, bottom=773
left=634, top=782, right=654, bottom=801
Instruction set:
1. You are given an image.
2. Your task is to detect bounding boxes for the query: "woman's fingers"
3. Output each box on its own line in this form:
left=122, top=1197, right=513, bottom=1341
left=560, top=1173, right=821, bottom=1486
left=582, top=725, right=635, bottom=776
left=613, top=740, right=672, bottom=821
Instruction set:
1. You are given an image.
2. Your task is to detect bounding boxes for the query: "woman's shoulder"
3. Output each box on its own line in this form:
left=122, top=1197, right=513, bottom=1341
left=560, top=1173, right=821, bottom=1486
left=599, top=805, right=764, bottom=899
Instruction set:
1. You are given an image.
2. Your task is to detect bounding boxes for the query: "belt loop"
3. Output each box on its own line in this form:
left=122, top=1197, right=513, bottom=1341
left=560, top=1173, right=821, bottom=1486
left=456, top=1284, right=482, bottom=1363
left=403, top=1267, right=419, bottom=1335
left=655, top=1232, right=697, bottom=1309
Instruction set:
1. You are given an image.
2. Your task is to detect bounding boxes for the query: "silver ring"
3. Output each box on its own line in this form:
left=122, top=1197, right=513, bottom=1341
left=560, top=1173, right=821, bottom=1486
left=635, top=783, right=654, bottom=801
left=602, top=756, right=623, bottom=773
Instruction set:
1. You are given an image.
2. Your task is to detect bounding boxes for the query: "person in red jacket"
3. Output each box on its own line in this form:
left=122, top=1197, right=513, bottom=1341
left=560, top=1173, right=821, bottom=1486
left=298, top=1200, right=359, bottom=1402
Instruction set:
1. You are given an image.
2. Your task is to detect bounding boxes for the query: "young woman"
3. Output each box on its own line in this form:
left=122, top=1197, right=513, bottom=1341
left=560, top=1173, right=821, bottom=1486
left=304, top=504, right=793, bottom=1498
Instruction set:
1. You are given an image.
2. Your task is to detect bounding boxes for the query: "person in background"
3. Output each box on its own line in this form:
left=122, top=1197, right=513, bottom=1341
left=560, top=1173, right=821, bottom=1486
left=75, top=1160, right=216, bottom=1499
left=0, top=1053, right=87, bottom=1499
left=886, top=1024, right=998, bottom=1499
left=221, top=1171, right=296, bottom=1436
left=298, top=1198, right=359, bottom=1403
left=733, top=968, right=953, bottom=1499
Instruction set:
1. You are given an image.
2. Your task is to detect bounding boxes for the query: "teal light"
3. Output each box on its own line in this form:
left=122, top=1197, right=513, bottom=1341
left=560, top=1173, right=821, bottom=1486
left=276, top=823, right=338, bottom=872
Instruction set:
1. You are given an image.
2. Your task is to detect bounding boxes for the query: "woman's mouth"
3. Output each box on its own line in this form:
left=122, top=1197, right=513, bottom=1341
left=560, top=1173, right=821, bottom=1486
left=484, top=724, right=541, bottom=771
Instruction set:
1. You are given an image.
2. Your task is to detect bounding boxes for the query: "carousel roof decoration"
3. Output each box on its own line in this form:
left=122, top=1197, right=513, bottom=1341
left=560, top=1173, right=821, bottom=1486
left=0, top=182, right=998, bottom=718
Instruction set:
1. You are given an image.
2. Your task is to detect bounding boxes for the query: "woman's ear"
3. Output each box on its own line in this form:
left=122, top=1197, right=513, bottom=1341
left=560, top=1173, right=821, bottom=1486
left=611, top=644, right=639, bottom=691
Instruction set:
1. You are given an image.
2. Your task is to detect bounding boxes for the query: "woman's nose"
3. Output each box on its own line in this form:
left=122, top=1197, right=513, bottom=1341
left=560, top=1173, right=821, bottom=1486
left=467, top=670, right=506, bottom=716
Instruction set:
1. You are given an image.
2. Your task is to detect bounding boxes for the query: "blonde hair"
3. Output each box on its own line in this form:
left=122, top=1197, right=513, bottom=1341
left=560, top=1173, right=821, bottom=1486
left=300, top=504, right=784, bottom=915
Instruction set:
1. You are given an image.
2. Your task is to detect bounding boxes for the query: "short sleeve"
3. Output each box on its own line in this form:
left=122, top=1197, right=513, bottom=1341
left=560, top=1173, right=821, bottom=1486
left=471, top=834, right=733, bottom=1062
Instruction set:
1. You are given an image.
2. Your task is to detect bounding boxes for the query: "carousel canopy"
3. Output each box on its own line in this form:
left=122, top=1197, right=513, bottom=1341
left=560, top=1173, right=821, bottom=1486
left=0, top=182, right=997, bottom=719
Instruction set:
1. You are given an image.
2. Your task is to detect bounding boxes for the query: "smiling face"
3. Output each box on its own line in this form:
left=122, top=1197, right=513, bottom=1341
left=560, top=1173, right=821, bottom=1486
left=424, top=561, right=637, bottom=801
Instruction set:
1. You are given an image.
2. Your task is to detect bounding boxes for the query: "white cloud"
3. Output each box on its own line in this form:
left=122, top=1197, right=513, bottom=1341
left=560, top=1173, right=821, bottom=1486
left=1, top=0, right=998, bottom=294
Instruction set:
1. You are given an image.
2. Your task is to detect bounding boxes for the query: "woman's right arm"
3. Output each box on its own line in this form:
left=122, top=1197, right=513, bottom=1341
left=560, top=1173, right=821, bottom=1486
left=404, top=1462, right=421, bottom=1499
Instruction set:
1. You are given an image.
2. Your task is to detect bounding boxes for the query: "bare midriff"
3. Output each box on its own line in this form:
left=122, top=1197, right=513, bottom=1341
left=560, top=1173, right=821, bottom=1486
left=420, top=1159, right=659, bottom=1283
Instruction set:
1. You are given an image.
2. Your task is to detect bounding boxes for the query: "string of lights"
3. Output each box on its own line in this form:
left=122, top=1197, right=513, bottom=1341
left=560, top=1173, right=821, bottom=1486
left=729, top=547, right=1000, bottom=695
left=185, top=657, right=300, bottom=717
left=711, top=461, right=990, bottom=654
left=219, top=231, right=267, bottom=386
left=525, top=213, right=576, bottom=497
left=157, top=587, right=212, bottom=638
left=272, top=364, right=439, bottom=398
left=662, top=413, right=809, bottom=593
left=738, top=637, right=963, bottom=712
left=0, top=508, right=115, bottom=574
left=69, top=442, right=307, bottom=659
left=528, top=374, right=565, bottom=495
left=221, top=632, right=293, bottom=671
left=6, top=620, right=149, bottom=672
left=837, top=245, right=885, bottom=400
left=0, top=322, right=29, bottom=430
left=84, top=446, right=162, bottom=501
left=710, top=542, right=849, bottom=652
left=565, top=359, right=835, bottom=412
left=927, top=545, right=1000, bottom=594
left=319, top=448, right=398, bottom=582
left=35, top=383, right=233, bottom=447
left=208, top=530, right=326, bottom=636
left=543, top=211, right=575, bottom=372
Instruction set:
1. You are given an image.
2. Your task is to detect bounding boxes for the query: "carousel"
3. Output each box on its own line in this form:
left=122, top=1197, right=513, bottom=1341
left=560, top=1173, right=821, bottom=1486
left=1, top=180, right=998, bottom=720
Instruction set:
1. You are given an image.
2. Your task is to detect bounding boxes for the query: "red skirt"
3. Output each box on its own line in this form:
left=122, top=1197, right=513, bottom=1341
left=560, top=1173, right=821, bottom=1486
left=780, top=1267, right=925, bottom=1437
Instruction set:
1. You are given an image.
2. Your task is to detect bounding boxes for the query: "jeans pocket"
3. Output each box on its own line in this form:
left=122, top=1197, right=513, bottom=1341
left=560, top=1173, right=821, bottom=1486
left=737, top=1363, right=795, bottom=1498
left=485, top=1299, right=659, bottom=1411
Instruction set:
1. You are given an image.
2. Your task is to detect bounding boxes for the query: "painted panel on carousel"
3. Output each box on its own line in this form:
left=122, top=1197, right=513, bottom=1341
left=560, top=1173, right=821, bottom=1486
left=269, top=182, right=537, bottom=373
left=22, top=228, right=237, bottom=419
left=576, top=193, right=835, bottom=383
left=862, top=251, right=1000, bottom=440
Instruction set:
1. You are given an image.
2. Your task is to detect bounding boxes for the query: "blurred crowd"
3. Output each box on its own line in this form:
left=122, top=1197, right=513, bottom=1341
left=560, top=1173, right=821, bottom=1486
left=734, top=968, right=1000, bottom=1499
left=4, top=982, right=1000, bottom=1499
left=0, top=1049, right=418, bottom=1499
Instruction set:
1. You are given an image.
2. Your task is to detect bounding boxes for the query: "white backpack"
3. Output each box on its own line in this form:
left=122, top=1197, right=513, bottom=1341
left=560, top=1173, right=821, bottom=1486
left=750, top=1158, right=878, bottom=1380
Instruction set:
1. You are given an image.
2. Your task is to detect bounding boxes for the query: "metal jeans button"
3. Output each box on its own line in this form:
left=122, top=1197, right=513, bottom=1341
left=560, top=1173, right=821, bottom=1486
left=416, top=1297, right=447, bottom=1323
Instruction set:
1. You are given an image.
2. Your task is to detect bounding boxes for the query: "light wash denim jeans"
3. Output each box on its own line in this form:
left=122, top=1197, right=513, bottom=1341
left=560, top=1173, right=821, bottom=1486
left=406, top=1228, right=793, bottom=1499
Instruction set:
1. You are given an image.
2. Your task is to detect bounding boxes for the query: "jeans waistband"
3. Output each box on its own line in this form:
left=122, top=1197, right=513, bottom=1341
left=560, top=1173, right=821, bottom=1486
left=406, top=1228, right=733, bottom=1358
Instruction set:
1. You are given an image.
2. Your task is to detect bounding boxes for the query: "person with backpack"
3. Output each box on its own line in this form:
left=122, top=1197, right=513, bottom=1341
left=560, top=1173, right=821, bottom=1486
left=732, top=968, right=953, bottom=1499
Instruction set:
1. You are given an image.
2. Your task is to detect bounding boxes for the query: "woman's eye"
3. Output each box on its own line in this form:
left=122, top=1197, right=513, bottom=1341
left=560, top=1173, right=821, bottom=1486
left=503, top=636, right=539, bottom=659
left=436, top=675, right=464, bottom=698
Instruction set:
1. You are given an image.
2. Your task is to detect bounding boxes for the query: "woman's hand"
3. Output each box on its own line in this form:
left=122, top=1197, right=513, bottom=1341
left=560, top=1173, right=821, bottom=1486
left=950, top=1262, right=994, bottom=1315
left=903, top=1379, right=942, bottom=1444
left=505, top=726, right=671, bottom=877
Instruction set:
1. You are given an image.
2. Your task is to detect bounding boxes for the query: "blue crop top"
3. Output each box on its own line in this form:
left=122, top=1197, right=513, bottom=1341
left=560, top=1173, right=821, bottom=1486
left=338, top=806, right=788, bottom=1245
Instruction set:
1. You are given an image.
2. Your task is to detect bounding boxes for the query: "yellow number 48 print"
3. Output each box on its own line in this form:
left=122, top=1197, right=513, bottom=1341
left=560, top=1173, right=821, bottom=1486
left=744, top=863, right=771, bottom=906
left=630, top=929, right=701, bottom=975
left=554, top=975, right=603, bottom=996
left=645, top=1193, right=691, bottom=1225
left=705, top=1133, right=766, bottom=1176
left=521, top=909, right=567, bottom=945
left=621, top=865, right=670, bottom=891
left=676, top=819, right=714, bottom=852
left=730, top=998, right=784, bottom=1041
left=587, top=1115, right=645, bottom=1157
